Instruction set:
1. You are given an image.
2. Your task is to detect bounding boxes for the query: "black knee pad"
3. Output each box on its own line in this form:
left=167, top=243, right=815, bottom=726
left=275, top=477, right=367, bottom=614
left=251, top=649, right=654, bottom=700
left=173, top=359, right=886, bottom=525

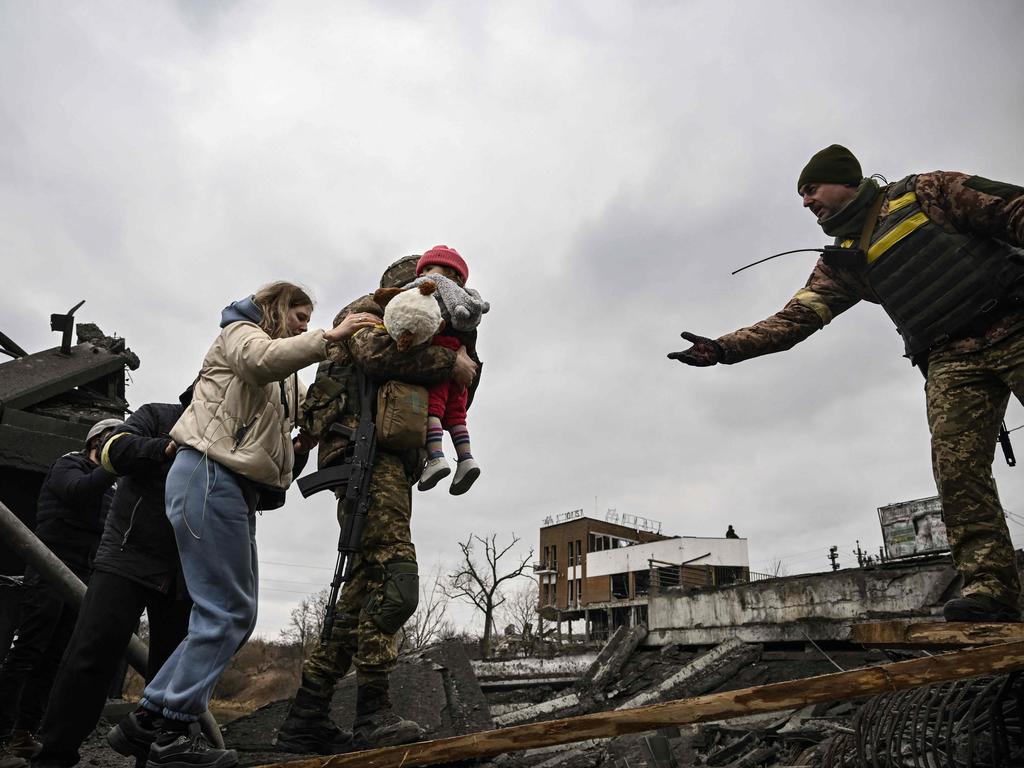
left=366, top=561, right=419, bottom=635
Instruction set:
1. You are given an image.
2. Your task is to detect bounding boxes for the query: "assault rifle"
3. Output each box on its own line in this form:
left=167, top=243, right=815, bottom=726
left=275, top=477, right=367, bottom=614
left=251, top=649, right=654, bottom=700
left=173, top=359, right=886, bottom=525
left=297, top=372, right=378, bottom=644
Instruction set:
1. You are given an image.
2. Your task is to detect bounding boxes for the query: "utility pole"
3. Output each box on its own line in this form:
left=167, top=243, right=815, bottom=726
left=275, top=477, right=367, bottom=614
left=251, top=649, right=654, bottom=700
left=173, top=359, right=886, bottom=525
left=828, top=545, right=839, bottom=572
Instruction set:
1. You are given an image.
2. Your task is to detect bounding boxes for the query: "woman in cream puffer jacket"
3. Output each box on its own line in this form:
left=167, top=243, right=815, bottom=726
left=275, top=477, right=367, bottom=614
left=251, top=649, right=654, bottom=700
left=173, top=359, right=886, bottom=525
left=121, top=282, right=376, bottom=760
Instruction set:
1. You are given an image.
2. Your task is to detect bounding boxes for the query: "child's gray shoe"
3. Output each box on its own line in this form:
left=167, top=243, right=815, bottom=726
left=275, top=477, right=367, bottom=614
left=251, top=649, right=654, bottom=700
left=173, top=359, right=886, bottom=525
left=449, top=458, right=480, bottom=495
left=418, top=456, right=451, bottom=491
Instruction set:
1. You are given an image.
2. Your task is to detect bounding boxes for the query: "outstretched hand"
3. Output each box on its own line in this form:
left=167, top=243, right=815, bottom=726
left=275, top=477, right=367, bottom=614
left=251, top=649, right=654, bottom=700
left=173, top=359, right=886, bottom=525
left=325, top=312, right=379, bottom=343
left=667, top=331, right=724, bottom=367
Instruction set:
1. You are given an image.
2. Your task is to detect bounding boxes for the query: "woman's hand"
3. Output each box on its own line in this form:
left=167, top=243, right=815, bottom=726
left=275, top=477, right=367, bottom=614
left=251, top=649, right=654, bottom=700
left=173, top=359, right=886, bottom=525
left=293, top=431, right=318, bottom=454
left=325, top=312, right=379, bottom=343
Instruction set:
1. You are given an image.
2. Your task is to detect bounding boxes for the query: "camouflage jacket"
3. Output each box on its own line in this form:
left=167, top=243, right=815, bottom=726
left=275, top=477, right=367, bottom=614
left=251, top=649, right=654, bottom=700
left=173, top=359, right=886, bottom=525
left=301, top=294, right=482, bottom=469
left=717, top=172, right=1024, bottom=364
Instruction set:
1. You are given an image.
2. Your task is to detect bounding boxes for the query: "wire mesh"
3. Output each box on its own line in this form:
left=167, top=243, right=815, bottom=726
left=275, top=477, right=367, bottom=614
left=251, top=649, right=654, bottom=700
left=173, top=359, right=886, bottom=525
left=818, top=672, right=1023, bottom=767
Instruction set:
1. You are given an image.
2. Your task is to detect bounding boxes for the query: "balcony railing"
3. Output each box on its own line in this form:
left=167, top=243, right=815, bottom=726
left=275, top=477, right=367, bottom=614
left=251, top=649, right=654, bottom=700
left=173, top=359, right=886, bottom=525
left=533, top=560, right=557, bottom=573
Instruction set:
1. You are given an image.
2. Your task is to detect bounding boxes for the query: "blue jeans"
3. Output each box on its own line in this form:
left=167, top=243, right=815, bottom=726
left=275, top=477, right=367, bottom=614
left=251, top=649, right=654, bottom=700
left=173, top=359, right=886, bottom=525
left=141, top=448, right=258, bottom=721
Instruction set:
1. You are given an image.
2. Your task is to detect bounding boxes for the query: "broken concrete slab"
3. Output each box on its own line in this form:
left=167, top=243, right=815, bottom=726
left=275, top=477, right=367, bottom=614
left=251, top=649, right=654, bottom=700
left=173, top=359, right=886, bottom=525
left=614, top=638, right=762, bottom=709
left=576, top=624, right=647, bottom=697
left=647, top=560, right=958, bottom=646
left=224, top=640, right=489, bottom=764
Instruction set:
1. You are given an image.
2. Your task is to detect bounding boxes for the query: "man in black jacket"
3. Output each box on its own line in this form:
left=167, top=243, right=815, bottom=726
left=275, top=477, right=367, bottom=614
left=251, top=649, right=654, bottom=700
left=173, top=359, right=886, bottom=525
left=0, top=420, right=121, bottom=768
left=30, top=404, right=192, bottom=768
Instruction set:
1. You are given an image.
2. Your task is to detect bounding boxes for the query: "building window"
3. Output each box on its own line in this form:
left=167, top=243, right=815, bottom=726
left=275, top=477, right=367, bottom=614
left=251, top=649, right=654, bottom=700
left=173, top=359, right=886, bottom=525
left=611, top=572, right=629, bottom=600
left=543, top=546, right=549, bottom=569
left=576, top=578, right=582, bottom=604
left=569, top=579, right=575, bottom=603
left=576, top=539, right=582, bottom=565
left=634, top=569, right=651, bottom=597
left=552, top=545, right=557, bottom=571
left=567, top=540, right=574, bottom=566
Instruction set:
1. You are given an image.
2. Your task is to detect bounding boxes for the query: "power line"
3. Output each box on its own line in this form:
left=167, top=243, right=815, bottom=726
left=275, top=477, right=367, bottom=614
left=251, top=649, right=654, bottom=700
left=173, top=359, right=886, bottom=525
left=260, top=559, right=333, bottom=571
left=260, top=578, right=329, bottom=588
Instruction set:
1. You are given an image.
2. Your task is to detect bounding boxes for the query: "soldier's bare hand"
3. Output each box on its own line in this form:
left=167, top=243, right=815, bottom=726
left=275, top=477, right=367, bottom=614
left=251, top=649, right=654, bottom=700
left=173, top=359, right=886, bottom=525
left=326, top=312, right=379, bottom=343
left=452, top=346, right=478, bottom=387
left=164, top=440, right=177, bottom=460
left=667, top=331, right=724, bottom=367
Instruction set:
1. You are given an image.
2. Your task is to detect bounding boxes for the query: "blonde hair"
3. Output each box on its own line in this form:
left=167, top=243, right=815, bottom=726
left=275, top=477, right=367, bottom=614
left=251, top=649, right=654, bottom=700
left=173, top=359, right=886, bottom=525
left=252, top=281, right=314, bottom=339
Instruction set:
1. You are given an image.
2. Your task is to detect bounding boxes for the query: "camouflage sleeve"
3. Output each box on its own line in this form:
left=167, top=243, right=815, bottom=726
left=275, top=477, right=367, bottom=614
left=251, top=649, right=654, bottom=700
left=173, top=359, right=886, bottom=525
left=915, top=171, right=1024, bottom=246
left=716, top=260, right=868, bottom=364
left=332, top=293, right=458, bottom=384
left=346, top=326, right=457, bottom=384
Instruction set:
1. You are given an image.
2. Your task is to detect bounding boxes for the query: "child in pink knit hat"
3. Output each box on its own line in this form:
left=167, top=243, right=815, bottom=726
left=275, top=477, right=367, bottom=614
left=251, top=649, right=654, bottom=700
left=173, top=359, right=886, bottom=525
left=412, top=245, right=488, bottom=495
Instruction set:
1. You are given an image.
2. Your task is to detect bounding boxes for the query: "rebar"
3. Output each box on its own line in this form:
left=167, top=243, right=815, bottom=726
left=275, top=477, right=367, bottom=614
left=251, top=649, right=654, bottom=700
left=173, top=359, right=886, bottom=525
left=819, top=673, right=1023, bottom=767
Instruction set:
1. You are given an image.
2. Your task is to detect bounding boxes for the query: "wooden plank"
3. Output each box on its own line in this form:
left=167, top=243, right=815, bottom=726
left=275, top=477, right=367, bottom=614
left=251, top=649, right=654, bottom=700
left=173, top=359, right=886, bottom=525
left=254, top=639, right=1024, bottom=768
left=850, top=619, right=1024, bottom=647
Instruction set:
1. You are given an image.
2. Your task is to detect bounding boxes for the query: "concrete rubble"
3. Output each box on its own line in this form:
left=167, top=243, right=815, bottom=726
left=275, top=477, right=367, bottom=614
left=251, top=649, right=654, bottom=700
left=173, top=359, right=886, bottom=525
left=215, top=614, right=1023, bottom=767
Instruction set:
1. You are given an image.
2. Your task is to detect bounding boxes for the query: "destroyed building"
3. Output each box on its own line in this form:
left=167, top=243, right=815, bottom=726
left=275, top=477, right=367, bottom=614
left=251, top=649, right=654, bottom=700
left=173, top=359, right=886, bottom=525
left=536, top=509, right=750, bottom=640
left=0, top=307, right=138, bottom=651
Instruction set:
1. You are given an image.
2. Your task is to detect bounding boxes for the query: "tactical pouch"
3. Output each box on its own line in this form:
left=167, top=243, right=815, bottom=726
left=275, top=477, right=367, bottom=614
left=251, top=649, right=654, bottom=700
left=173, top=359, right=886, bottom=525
left=375, top=381, right=429, bottom=450
left=366, top=560, right=419, bottom=635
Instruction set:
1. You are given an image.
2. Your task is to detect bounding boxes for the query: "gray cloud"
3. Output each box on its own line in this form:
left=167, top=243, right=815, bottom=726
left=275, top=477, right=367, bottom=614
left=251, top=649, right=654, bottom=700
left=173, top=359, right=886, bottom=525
left=3, top=0, right=1023, bottom=635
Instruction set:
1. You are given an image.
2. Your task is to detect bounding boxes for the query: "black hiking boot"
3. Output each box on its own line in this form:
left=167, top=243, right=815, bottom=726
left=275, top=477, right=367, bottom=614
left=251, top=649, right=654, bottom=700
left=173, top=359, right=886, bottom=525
left=943, top=593, right=1022, bottom=623
left=107, top=710, right=162, bottom=761
left=0, top=740, right=27, bottom=768
left=146, top=722, right=237, bottom=768
left=7, top=731, right=41, bottom=760
left=349, top=678, right=423, bottom=751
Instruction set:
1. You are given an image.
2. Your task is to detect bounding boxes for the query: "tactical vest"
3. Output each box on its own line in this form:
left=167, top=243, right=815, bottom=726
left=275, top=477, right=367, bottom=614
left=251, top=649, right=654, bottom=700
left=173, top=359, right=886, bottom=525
left=834, top=175, right=1024, bottom=359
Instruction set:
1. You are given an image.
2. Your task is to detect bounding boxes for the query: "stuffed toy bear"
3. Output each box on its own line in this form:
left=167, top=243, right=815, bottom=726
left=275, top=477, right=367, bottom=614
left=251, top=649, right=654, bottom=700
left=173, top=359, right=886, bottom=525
left=403, top=274, right=489, bottom=333
left=373, top=281, right=443, bottom=351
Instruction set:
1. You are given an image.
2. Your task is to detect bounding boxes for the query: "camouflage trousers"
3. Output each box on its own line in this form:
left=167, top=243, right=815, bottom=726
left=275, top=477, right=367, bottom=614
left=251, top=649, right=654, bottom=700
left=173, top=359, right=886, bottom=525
left=290, top=452, right=416, bottom=719
left=926, top=331, right=1024, bottom=608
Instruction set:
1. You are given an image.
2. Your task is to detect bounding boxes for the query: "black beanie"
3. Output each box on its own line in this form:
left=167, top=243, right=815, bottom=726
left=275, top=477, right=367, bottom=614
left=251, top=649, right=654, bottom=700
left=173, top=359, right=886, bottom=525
left=797, top=144, right=862, bottom=192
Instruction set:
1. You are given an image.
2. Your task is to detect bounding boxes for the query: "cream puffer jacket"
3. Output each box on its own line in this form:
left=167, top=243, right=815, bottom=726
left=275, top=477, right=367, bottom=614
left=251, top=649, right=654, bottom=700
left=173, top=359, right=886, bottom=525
left=171, top=321, right=328, bottom=489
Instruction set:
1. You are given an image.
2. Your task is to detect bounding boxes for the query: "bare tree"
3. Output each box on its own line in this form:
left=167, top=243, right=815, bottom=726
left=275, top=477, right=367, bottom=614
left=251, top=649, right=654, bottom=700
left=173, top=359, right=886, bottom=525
left=498, top=577, right=539, bottom=637
left=400, top=563, right=455, bottom=653
left=280, top=587, right=331, bottom=658
left=445, top=533, right=533, bottom=658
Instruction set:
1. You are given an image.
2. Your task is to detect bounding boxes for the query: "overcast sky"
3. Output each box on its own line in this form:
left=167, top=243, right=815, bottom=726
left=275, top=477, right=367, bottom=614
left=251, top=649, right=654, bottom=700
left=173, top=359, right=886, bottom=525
left=3, top=1, right=1024, bottom=638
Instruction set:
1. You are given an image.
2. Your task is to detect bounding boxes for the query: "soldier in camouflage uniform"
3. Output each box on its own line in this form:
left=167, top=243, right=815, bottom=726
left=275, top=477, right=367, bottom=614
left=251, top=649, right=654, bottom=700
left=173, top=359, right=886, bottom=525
left=276, top=256, right=480, bottom=754
left=670, top=144, right=1024, bottom=623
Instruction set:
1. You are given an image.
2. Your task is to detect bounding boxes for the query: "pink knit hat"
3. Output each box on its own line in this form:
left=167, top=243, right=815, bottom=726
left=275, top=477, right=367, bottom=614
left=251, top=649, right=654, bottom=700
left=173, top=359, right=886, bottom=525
left=416, top=245, right=468, bottom=283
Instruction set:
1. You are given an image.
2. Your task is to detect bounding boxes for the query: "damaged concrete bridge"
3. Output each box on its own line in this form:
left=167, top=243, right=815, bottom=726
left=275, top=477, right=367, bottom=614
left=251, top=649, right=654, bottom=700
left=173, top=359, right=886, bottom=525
left=228, top=619, right=1024, bottom=768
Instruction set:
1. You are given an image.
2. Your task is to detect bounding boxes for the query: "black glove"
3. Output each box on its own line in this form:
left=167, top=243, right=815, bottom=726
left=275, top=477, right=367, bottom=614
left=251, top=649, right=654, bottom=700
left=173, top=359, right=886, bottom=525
left=667, top=331, right=724, bottom=367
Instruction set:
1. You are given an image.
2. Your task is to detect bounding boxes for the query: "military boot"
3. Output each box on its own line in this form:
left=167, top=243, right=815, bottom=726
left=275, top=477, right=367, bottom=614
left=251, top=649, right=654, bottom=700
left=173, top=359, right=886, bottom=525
left=275, top=689, right=351, bottom=755
left=350, top=678, right=424, bottom=751
left=943, top=593, right=1022, bottom=622
left=6, top=732, right=41, bottom=759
